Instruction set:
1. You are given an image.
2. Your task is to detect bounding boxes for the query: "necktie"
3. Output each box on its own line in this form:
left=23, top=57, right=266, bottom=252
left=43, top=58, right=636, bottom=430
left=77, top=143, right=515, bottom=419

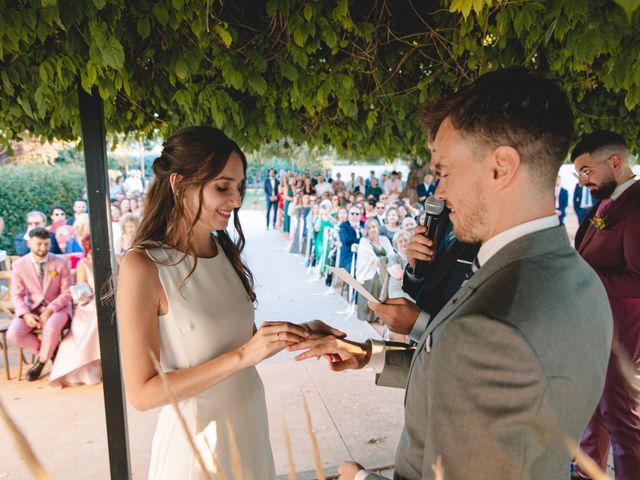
left=37, top=262, right=45, bottom=285
left=595, top=198, right=613, bottom=217
left=465, top=257, right=481, bottom=280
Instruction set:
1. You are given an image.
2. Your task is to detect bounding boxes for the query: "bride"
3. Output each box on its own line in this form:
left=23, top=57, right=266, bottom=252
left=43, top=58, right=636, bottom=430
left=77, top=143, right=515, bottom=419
left=117, top=127, right=340, bottom=479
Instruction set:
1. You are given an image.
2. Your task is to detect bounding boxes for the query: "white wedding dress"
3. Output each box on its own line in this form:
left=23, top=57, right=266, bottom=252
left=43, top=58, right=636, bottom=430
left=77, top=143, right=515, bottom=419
left=146, top=240, right=275, bottom=480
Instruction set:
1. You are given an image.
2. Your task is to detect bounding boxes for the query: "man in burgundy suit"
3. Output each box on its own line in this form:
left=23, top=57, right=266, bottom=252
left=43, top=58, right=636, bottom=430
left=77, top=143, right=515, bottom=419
left=572, top=131, right=640, bottom=479
left=7, top=227, right=72, bottom=381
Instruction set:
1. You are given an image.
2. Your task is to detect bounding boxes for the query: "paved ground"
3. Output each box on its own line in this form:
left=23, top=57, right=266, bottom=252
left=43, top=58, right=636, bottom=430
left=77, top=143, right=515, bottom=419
left=0, top=209, right=402, bottom=479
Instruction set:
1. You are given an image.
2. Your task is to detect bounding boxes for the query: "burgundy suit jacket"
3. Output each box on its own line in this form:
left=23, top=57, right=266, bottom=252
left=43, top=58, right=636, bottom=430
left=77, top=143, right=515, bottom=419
left=10, top=252, right=73, bottom=319
left=575, top=180, right=640, bottom=359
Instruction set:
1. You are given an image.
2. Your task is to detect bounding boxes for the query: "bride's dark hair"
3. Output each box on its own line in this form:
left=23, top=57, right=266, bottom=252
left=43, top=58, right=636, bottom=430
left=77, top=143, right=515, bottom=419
left=133, top=126, right=256, bottom=302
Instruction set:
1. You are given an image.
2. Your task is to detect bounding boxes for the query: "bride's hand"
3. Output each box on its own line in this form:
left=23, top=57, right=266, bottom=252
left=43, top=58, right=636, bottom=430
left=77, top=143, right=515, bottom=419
left=239, top=322, right=310, bottom=367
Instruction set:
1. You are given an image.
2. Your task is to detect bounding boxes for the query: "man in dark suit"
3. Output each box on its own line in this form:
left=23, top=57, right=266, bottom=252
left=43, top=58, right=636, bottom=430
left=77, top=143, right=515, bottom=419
left=573, top=183, right=595, bottom=224
left=555, top=175, right=569, bottom=223
left=13, top=211, right=62, bottom=256
left=415, top=172, right=436, bottom=208
left=572, top=131, right=640, bottom=479
left=338, top=206, right=362, bottom=275
left=365, top=132, right=480, bottom=342
left=263, top=168, right=279, bottom=230
left=291, top=68, right=612, bottom=480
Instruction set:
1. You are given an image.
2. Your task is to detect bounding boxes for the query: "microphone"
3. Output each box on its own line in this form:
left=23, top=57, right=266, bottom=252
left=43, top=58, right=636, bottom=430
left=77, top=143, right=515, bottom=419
left=413, top=196, right=445, bottom=278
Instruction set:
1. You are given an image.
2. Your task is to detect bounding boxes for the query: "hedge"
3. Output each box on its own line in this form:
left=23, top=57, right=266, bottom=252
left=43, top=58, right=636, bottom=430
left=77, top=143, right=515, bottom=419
left=0, top=163, right=85, bottom=255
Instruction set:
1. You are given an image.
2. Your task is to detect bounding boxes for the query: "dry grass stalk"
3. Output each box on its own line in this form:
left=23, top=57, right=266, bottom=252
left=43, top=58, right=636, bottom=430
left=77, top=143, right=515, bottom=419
left=563, top=436, right=611, bottom=480
left=203, top=436, right=227, bottom=480
left=283, top=420, right=297, bottom=480
left=432, top=455, right=444, bottom=480
left=226, top=417, right=245, bottom=480
left=0, top=395, right=52, bottom=480
left=302, top=394, right=326, bottom=480
left=149, top=350, right=212, bottom=480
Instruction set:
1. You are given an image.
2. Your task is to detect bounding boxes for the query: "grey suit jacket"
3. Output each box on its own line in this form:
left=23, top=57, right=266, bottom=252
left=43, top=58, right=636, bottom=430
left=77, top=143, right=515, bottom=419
left=365, top=226, right=612, bottom=480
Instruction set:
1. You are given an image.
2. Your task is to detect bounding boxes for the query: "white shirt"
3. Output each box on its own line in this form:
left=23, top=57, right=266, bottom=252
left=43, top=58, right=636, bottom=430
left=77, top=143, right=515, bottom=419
left=610, top=176, right=637, bottom=201
left=30, top=252, right=48, bottom=279
left=361, top=214, right=561, bottom=479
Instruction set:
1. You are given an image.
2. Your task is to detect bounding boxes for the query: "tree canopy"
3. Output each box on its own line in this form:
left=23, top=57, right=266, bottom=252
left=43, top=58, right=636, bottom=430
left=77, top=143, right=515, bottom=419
left=2, top=0, right=640, bottom=160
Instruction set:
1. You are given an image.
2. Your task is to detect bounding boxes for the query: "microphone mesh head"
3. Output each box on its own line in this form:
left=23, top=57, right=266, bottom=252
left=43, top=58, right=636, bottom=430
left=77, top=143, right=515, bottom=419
left=425, top=196, right=445, bottom=215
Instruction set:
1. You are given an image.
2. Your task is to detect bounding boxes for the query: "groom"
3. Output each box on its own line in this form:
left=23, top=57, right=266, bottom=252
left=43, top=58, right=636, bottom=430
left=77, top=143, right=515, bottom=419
left=291, top=68, right=613, bottom=479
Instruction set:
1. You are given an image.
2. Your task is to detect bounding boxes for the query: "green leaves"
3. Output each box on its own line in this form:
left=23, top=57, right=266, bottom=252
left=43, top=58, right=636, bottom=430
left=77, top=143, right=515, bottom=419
left=99, top=37, right=125, bottom=69
left=137, top=16, right=151, bottom=39
left=3, top=0, right=640, bottom=158
left=614, top=0, right=640, bottom=19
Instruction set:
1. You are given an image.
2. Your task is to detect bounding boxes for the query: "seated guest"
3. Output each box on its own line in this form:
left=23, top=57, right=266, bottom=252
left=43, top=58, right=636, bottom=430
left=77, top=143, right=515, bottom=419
left=66, top=199, right=88, bottom=226
left=355, top=219, right=392, bottom=322
left=49, top=205, right=67, bottom=226
left=65, top=214, right=90, bottom=254
left=49, top=235, right=101, bottom=388
left=7, top=227, right=72, bottom=381
left=115, top=213, right=140, bottom=261
left=53, top=224, right=75, bottom=253
left=110, top=204, right=122, bottom=243
left=13, top=211, right=62, bottom=256
left=384, top=171, right=403, bottom=203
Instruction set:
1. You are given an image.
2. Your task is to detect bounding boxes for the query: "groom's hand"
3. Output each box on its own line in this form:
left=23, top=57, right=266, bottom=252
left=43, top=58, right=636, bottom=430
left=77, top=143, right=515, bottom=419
left=300, top=319, right=347, bottom=338
left=289, top=336, right=371, bottom=371
left=368, top=298, right=420, bottom=335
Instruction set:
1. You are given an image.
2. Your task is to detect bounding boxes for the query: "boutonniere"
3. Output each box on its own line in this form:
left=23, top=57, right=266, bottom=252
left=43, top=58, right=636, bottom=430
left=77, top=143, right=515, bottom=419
left=49, top=270, right=58, bottom=278
left=590, top=215, right=608, bottom=231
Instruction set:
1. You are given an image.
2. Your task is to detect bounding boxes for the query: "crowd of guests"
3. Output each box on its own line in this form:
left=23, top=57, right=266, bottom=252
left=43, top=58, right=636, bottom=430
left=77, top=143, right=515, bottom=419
left=264, top=168, right=437, bottom=325
left=1, top=172, right=145, bottom=385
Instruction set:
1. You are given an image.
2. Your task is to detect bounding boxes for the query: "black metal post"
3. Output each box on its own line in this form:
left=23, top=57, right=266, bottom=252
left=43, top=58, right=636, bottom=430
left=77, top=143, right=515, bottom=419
left=78, top=83, right=132, bottom=480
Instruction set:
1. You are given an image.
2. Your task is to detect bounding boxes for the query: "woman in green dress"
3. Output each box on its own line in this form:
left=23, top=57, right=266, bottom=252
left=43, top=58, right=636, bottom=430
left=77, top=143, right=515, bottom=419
left=313, top=199, right=336, bottom=267
left=282, top=177, right=295, bottom=233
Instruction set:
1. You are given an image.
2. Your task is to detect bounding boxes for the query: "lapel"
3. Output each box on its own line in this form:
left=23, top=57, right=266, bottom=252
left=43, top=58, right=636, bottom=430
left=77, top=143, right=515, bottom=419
left=23, top=255, right=43, bottom=292
left=407, top=225, right=572, bottom=377
left=577, top=181, right=640, bottom=253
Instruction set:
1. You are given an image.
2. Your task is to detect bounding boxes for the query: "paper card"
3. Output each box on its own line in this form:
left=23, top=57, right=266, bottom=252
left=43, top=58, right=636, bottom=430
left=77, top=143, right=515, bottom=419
left=327, top=266, right=381, bottom=304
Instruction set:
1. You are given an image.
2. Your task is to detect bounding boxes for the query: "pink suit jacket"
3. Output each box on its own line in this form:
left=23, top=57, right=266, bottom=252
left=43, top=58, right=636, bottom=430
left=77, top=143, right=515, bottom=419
left=575, top=180, right=640, bottom=358
left=10, top=253, right=73, bottom=319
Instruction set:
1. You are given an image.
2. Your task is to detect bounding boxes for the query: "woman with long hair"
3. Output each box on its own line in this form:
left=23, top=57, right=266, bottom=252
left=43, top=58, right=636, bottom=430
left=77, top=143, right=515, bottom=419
left=117, top=127, right=331, bottom=480
left=355, top=218, right=393, bottom=322
left=115, top=213, right=141, bottom=267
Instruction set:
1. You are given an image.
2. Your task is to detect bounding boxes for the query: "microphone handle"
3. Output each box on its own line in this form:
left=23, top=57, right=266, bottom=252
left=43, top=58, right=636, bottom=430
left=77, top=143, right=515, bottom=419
left=413, top=214, right=439, bottom=278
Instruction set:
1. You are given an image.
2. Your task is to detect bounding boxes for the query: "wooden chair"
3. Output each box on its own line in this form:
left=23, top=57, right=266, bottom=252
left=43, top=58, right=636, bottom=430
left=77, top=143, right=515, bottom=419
left=0, top=318, right=10, bottom=380
left=0, top=274, right=13, bottom=380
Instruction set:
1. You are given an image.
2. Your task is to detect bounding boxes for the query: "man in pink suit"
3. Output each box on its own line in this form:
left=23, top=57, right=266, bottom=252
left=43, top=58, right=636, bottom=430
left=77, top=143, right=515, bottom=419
left=572, top=131, right=640, bottom=479
left=7, top=227, right=72, bottom=381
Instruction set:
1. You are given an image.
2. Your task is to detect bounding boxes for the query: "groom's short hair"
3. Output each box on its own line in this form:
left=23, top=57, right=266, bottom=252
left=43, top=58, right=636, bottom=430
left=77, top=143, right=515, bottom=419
left=419, top=67, right=574, bottom=188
